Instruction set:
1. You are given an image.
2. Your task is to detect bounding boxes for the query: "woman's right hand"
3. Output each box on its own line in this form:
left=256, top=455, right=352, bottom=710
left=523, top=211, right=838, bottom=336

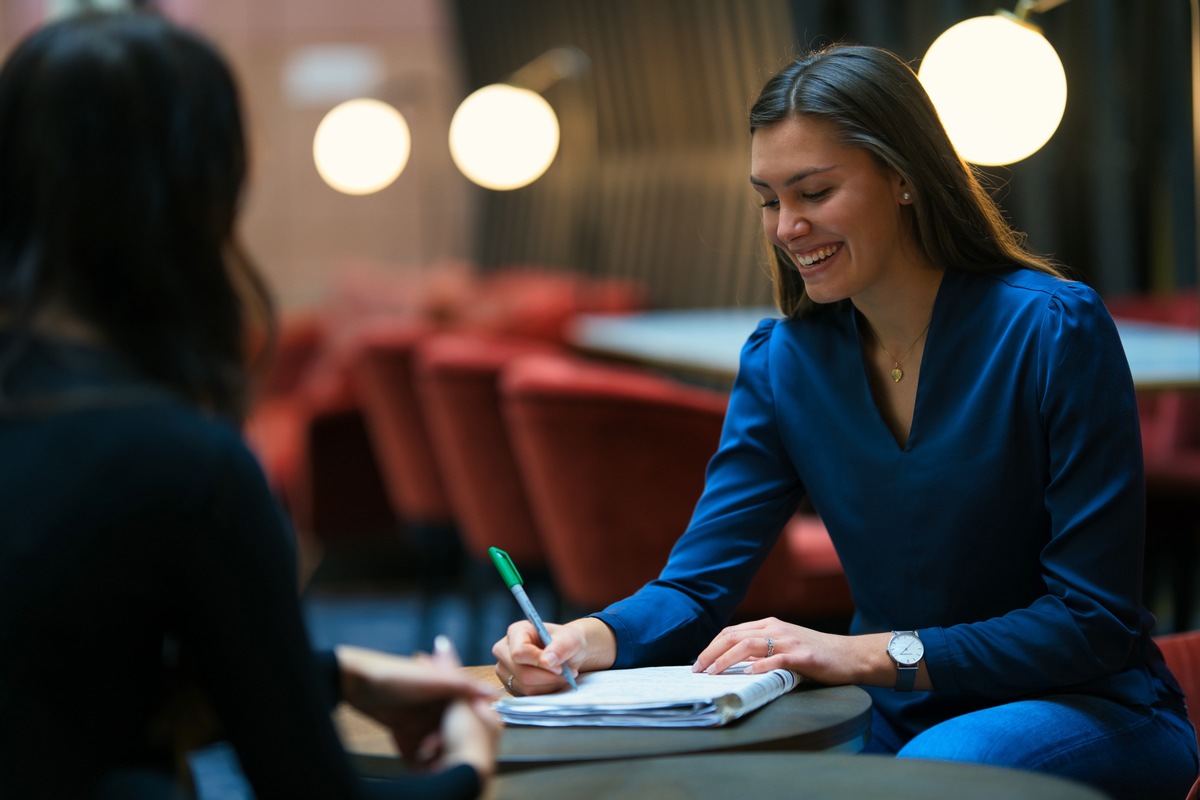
left=492, top=617, right=616, bottom=696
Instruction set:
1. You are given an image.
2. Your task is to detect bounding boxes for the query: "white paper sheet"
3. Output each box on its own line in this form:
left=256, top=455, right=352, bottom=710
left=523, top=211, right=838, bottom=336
left=494, top=664, right=799, bottom=727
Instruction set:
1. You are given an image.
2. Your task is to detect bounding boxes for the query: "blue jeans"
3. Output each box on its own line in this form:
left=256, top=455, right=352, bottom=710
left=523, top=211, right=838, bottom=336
left=864, top=694, right=1199, bottom=800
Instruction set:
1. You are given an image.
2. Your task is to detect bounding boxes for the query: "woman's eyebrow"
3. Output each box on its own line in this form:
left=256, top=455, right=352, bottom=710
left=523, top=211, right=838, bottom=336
left=749, top=165, right=837, bottom=189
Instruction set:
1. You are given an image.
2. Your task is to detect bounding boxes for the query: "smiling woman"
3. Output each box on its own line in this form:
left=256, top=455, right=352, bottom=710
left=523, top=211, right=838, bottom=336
left=491, top=43, right=1200, bottom=800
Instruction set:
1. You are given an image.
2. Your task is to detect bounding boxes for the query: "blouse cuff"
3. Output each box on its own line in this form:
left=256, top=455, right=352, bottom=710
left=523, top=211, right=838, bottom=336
left=357, top=765, right=482, bottom=800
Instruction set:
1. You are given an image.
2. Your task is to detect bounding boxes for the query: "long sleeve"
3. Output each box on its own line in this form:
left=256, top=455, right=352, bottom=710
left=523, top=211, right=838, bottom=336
left=595, top=318, right=803, bottom=667
left=0, top=336, right=483, bottom=800
left=918, top=280, right=1156, bottom=700
left=178, top=436, right=482, bottom=800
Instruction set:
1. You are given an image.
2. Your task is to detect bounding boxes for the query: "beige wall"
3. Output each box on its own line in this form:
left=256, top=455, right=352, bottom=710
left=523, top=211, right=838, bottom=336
left=0, top=0, right=479, bottom=314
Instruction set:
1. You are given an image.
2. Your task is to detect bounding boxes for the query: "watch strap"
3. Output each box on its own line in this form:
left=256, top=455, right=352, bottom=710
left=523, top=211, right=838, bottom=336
left=888, top=630, right=922, bottom=692
left=894, top=663, right=918, bottom=692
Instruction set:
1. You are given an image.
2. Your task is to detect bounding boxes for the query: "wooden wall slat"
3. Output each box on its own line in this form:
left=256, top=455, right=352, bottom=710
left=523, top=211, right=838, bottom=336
left=451, top=0, right=794, bottom=309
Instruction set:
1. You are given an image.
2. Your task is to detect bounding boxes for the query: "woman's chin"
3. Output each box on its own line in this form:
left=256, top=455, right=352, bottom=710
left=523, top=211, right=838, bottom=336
left=797, top=275, right=848, bottom=306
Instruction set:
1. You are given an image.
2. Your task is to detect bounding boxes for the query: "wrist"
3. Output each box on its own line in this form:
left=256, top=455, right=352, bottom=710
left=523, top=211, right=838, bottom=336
left=571, top=617, right=617, bottom=672
left=853, top=633, right=897, bottom=685
left=335, top=644, right=382, bottom=708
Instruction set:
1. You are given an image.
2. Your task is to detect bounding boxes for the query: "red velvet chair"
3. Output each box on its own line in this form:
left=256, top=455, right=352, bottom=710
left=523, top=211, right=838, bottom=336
left=1145, top=395, right=1200, bottom=632
left=1103, top=289, right=1198, bottom=328
left=459, top=267, right=648, bottom=343
left=499, top=351, right=853, bottom=624
left=242, top=270, right=446, bottom=553
left=243, top=313, right=325, bottom=509
left=244, top=265, right=650, bottom=572
left=347, top=320, right=462, bottom=574
left=1152, top=630, right=1200, bottom=799
left=243, top=314, right=395, bottom=562
left=1106, top=290, right=1200, bottom=631
left=414, top=332, right=564, bottom=572
left=340, top=267, right=648, bottom=540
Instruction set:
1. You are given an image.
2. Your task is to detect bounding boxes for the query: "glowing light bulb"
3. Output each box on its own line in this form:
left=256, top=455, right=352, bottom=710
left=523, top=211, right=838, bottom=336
left=919, top=15, right=1067, bottom=166
left=313, top=98, right=411, bottom=195
left=449, top=84, right=560, bottom=191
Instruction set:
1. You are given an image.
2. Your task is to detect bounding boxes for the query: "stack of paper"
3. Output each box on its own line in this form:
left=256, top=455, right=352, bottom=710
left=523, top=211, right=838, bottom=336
left=494, top=664, right=799, bottom=728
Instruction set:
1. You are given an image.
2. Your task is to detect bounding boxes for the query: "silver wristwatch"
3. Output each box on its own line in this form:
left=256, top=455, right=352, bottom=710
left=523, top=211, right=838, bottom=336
left=887, top=630, right=924, bottom=692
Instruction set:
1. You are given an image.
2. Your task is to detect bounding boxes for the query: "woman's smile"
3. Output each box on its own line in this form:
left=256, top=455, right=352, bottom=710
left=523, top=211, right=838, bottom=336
left=792, top=242, right=843, bottom=269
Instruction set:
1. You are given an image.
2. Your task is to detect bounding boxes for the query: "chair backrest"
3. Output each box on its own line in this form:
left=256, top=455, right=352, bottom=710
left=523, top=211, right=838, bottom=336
left=348, top=321, right=455, bottom=525
left=251, top=313, right=326, bottom=400
left=501, top=353, right=722, bottom=612
left=1103, top=289, right=1199, bottom=329
left=1152, top=631, right=1200, bottom=800
left=459, top=268, right=649, bottom=343
left=1104, top=290, right=1200, bottom=455
left=500, top=351, right=851, bottom=622
left=415, top=332, right=563, bottom=566
left=1155, top=630, right=1200, bottom=737
left=749, top=512, right=853, bottom=624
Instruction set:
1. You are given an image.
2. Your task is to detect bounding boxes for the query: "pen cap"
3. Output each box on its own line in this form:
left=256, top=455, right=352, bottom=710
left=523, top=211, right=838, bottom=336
left=488, top=546, right=523, bottom=588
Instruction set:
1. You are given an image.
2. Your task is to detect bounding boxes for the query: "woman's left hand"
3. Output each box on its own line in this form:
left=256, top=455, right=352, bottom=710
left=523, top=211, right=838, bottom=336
left=336, top=638, right=499, bottom=769
left=690, top=617, right=885, bottom=687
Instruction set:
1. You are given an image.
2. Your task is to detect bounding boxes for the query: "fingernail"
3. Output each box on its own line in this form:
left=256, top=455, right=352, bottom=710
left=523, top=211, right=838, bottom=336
left=691, top=661, right=702, bottom=672
left=544, top=652, right=560, bottom=670
left=433, top=635, right=460, bottom=663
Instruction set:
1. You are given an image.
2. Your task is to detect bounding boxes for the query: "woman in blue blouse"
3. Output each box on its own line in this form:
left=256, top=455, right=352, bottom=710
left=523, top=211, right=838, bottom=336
left=493, top=44, right=1198, bottom=799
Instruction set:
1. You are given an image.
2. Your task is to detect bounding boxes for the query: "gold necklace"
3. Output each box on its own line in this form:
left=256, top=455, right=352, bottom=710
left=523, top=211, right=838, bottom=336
left=862, top=317, right=932, bottom=383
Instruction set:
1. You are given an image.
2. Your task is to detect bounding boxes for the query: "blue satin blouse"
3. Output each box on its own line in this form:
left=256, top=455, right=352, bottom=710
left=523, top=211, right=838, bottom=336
left=594, top=267, right=1180, bottom=741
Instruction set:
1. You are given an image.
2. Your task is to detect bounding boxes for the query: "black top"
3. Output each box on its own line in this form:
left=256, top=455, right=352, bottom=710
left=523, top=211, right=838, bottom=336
left=0, top=333, right=479, bottom=799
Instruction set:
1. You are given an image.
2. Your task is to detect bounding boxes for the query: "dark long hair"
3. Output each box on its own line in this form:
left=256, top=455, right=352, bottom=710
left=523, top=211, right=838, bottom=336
left=749, top=44, right=1068, bottom=318
left=0, top=10, right=272, bottom=420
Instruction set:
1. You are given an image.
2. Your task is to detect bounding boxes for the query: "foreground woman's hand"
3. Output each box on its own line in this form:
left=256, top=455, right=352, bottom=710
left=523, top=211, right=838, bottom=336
left=337, top=637, right=500, bottom=771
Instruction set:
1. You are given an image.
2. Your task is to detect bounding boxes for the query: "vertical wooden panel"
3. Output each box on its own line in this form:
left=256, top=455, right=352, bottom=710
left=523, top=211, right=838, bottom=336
left=451, top=0, right=794, bottom=308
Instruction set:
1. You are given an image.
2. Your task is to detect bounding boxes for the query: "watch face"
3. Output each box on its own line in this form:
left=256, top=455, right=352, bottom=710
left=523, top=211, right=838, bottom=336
left=888, top=632, right=924, bottom=665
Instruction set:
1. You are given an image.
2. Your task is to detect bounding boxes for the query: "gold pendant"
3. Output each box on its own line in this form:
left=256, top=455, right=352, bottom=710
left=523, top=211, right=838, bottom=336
left=891, top=367, right=903, bottom=382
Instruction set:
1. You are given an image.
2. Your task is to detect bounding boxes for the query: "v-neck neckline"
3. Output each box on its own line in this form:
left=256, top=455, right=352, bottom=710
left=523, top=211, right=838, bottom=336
left=851, top=273, right=948, bottom=452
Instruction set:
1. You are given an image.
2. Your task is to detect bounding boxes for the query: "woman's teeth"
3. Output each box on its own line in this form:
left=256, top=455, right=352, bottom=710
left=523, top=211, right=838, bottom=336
left=797, top=243, right=841, bottom=268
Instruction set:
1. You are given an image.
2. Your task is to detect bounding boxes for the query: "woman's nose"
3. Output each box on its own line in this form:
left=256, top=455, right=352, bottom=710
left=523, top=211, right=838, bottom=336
left=777, top=207, right=811, bottom=242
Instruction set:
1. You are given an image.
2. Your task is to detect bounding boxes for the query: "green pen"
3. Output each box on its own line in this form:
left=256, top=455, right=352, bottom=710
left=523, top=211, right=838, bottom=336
left=489, top=546, right=578, bottom=690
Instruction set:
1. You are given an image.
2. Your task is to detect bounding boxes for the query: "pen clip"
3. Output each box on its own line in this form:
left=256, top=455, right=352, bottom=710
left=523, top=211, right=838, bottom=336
left=488, top=546, right=523, bottom=589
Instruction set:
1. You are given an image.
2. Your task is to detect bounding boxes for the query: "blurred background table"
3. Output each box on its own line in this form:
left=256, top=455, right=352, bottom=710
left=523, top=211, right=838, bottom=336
left=488, top=752, right=1111, bottom=800
left=570, top=307, right=1200, bottom=390
left=336, top=666, right=872, bottom=776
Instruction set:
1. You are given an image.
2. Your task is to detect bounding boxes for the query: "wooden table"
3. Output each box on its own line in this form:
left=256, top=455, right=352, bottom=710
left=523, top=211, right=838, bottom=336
left=336, top=666, right=872, bottom=776
left=487, top=752, right=1111, bottom=800
left=570, top=307, right=1200, bottom=390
